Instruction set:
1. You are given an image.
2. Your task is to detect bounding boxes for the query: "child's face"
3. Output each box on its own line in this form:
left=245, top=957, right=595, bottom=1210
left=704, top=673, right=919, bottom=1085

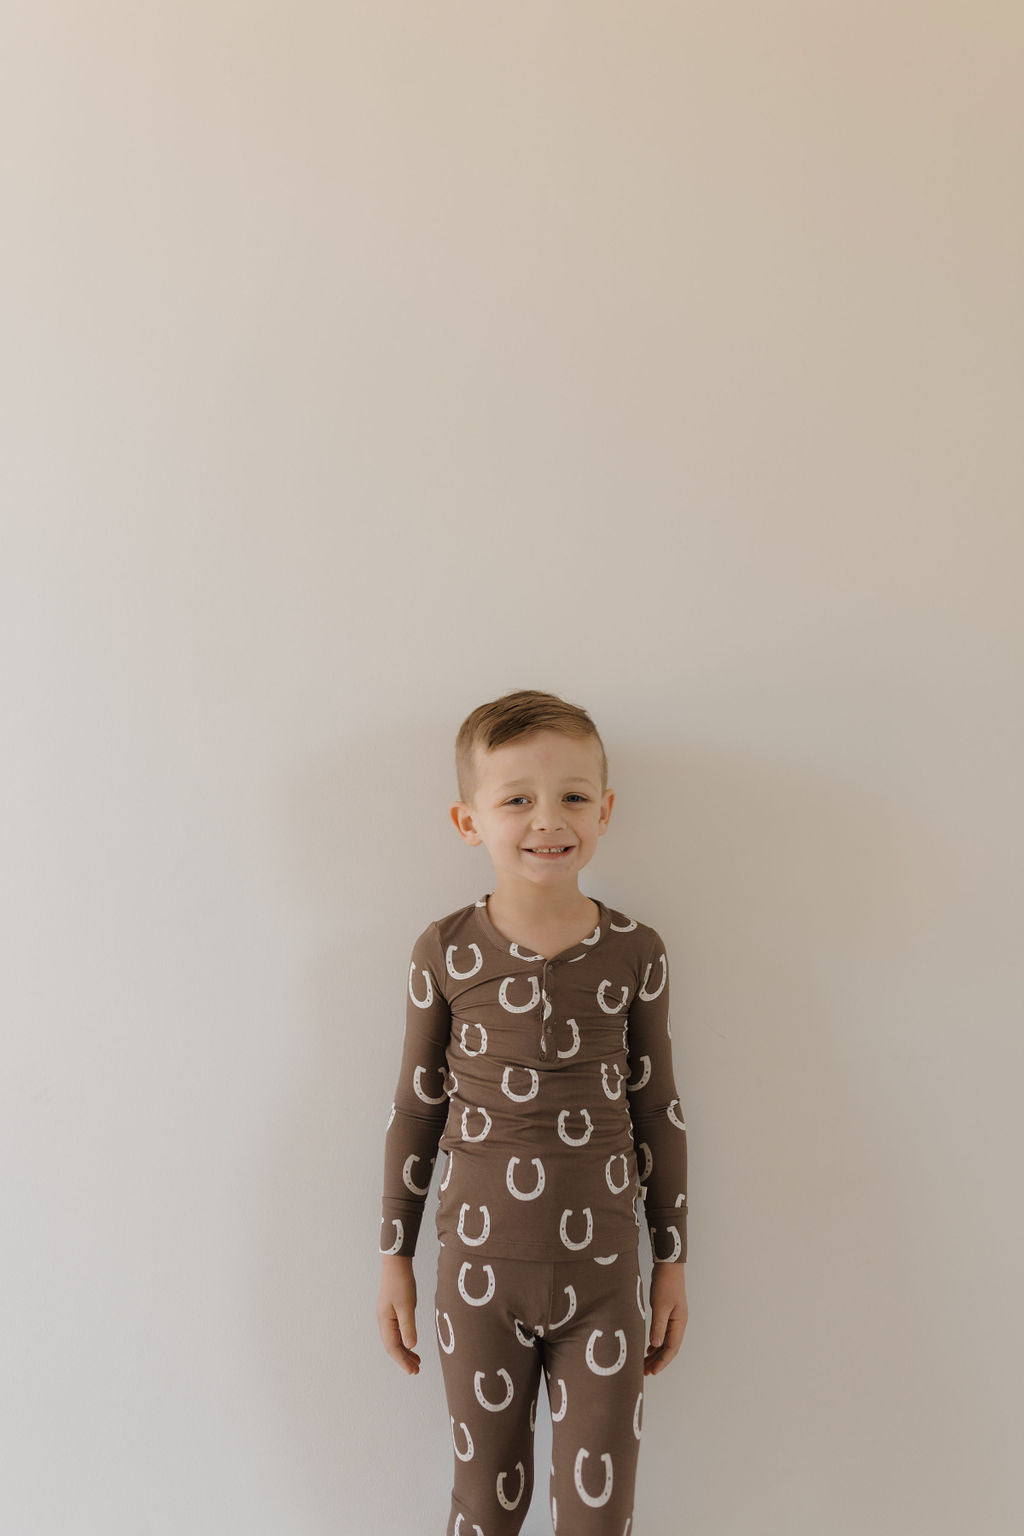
left=450, top=730, right=614, bottom=892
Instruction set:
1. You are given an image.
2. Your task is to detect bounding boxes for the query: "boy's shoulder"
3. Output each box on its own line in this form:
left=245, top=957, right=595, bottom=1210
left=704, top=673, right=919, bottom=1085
left=601, top=903, right=667, bottom=963
left=406, top=896, right=484, bottom=956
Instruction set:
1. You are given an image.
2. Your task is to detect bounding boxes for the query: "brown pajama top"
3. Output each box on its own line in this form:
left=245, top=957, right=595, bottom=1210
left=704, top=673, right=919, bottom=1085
left=379, top=893, right=687, bottom=1266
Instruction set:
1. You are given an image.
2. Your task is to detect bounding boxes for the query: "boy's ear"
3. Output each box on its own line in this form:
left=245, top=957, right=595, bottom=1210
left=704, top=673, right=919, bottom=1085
left=449, top=803, right=481, bottom=844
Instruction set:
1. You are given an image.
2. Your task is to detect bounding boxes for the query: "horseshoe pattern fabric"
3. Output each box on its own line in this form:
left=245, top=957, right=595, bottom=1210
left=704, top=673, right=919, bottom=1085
left=434, top=1242, right=647, bottom=1535
left=380, top=894, right=687, bottom=1265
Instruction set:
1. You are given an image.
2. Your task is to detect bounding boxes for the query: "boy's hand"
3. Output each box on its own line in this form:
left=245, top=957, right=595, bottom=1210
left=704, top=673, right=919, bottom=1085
left=377, top=1255, right=421, bottom=1375
left=644, top=1261, right=688, bottom=1376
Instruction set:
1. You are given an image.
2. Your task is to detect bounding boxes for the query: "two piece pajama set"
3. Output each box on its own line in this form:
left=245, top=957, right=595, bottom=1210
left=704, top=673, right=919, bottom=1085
left=380, top=893, right=687, bottom=1535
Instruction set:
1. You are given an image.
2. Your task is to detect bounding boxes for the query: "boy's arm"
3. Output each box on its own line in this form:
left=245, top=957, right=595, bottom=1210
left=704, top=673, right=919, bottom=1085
left=379, top=921, right=452, bottom=1260
left=625, top=926, right=688, bottom=1264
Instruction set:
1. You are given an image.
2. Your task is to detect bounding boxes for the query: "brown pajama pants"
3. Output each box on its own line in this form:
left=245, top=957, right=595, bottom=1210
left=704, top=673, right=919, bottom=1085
left=434, top=1241, right=647, bottom=1536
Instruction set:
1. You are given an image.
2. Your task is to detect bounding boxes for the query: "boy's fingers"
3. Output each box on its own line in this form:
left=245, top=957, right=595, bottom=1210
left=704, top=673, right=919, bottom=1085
left=381, top=1313, right=421, bottom=1372
left=648, top=1302, right=671, bottom=1348
left=646, top=1308, right=687, bottom=1370
left=390, top=1293, right=416, bottom=1346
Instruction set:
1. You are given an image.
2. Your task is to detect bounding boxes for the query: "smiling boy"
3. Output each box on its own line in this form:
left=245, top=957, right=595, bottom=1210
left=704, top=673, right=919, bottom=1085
left=377, top=688, right=688, bottom=1535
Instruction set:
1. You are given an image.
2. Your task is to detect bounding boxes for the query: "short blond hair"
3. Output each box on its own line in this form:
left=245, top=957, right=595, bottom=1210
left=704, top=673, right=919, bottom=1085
left=454, top=689, right=608, bottom=808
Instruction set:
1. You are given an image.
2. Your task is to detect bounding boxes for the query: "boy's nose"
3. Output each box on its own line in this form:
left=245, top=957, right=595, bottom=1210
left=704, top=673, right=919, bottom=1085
left=533, top=808, right=567, bottom=829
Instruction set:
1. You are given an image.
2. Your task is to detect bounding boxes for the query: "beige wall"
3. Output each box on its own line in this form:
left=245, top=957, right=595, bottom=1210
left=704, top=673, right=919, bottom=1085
left=3, top=3, right=1021, bottom=1532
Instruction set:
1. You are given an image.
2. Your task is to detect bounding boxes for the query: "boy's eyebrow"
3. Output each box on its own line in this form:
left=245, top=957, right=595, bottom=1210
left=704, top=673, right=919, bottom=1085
left=496, top=776, right=596, bottom=790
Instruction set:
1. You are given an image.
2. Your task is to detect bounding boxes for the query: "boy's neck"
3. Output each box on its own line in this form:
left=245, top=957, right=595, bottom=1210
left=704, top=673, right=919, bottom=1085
left=486, top=882, right=597, bottom=931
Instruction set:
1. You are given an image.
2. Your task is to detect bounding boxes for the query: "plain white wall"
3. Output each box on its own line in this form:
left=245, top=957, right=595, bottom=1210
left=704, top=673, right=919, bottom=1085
left=3, top=3, right=1022, bottom=1533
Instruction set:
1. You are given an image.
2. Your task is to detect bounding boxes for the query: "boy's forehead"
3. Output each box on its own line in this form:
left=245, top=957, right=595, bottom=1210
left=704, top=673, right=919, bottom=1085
left=475, top=734, right=601, bottom=788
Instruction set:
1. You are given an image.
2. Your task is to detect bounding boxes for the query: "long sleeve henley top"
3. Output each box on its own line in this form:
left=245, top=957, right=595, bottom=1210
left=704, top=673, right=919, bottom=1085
left=379, top=892, right=687, bottom=1265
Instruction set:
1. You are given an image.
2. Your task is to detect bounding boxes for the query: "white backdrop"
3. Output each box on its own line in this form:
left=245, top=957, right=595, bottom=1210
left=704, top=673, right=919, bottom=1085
left=3, top=3, right=1022, bottom=1533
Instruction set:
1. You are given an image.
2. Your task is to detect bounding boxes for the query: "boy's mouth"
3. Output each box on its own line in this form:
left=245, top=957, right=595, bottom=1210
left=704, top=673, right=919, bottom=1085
left=524, top=846, right=573, bottom=859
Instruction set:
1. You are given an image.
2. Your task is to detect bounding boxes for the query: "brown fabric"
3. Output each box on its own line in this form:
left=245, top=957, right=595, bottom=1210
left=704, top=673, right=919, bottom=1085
left=434, top=1242, right=646, bottom=1535
left=380, top=893, right=687, bottom=1265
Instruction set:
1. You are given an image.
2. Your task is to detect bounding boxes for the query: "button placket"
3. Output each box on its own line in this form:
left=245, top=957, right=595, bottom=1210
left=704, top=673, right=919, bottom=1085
left=537, top=961, right=549, bottom=1059
left=542, top=962, right=555, bottom=1047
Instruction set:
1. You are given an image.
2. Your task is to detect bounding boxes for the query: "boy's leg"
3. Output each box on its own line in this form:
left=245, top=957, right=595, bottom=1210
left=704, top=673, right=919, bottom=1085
left=541, top=1249, right=647, bottom=1536
left=434, top=1242, right=547, bottom=1536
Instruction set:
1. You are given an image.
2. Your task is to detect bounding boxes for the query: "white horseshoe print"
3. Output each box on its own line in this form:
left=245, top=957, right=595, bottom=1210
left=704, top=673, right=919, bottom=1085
left=474, top=1367, right=514, bottom=1411
left=550, top=1377, right=568, bottom=1421
left=559, top=1207, right=593, bottom=1251
left=506, top=1156, right=545, bottom=1200
left=498, top=975, right=540, bottom=1014
left=556, top=1018, right=580, bottom=1058
left=446, top=942, right=482, bottom=980
left=530, top=1394, right=537, bottom=1431
left=575, top=1447, right=614, bottom=1508
left=637, top=1141, right=653, bottom=1182
left=408, top=964, right=433, bottom=1008
left=557, top=1107, right=593, bottom=1146
left=510, top=941, right=545, bottom=962
left=379, top=1217, right=403, bottom=1255
left=633, top=1390, right=644, bottom=1440
left=514, top=1318, right=536, bottom=1346
left=626, top=1054, right=651, bottom=1092
left=586, top=1328, right=628, bottom=1375
left=601, top=1062, right=625, bottom=1100
left=413, top=1065, right=447, bottom=1104
left=453, top=1516, right=484, bottom=1536
left=435, top=1309, right=455, bottom=1353
left=450, top=1418, right=474, bottom=1461
left=459, top=1019, right=488, bottom=1055
left=676, top=1192, right=687, bottom=1207
left=597, top=979, right=629, bottom=1015
left=667, top=1098, right=686, bottom=1129
left=610, top=913, right=638, bottom=933
left=496, top=1461, right=525, bottom=1511
left=651, top=1224, right=683, bottom=1262
left=402, top=1153, right=434, bottom=1195
left=502, top=1065, right=539, bottom=1102
left=639, top=951, right=667, bottom=1001
left=447, top=1071, right=458, bottom=1096
left=594, top=1253, right=619, bottom=1264
left=440, top=1150, right=454, bottom=1190
left=385, top=1102, right=395, bottom=1130
left=548, top=1285, right=577, bottom=1330
left=636, top=1274, right=645, bottom=1318
left=605, top=1153, right=630, bottom=1194
left=456, top=1202, right=490, bottom=1246
left=458, top=1261, right=496, bottom=1306
left=461, top=1105, right=492, bottom=1141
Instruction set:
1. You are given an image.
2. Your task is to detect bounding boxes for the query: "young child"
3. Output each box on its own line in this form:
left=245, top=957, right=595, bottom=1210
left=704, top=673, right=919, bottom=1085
left=377, top=689, right=688, bottom=1536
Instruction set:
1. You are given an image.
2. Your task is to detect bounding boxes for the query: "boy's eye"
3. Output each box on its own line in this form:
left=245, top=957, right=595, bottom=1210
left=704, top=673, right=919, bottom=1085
left=505, top=794, right=587, bottom=805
